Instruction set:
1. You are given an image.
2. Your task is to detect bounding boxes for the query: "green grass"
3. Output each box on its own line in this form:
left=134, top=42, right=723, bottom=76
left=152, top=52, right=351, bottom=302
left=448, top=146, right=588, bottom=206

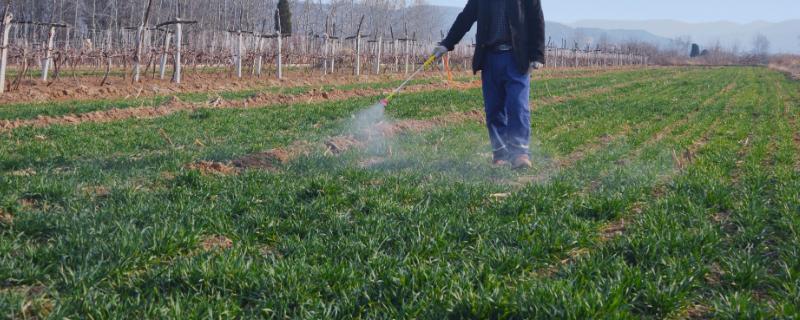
left=0, top=76, right=449, bottom=121
left=0, top=67, right=666, bottom=122
left=1, top=66, right=798, bottom=318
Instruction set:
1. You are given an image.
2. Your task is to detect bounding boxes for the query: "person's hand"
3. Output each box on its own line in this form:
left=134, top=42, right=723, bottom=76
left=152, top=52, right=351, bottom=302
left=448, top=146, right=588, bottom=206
left=530, top=61, right=544, bottom=71
left=432, top=45, right=448, bottom=58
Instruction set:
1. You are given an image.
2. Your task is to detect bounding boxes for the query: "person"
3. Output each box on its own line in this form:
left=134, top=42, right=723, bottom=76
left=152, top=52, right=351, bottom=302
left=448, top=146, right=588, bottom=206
left=433, top=0, right=545, bottom=169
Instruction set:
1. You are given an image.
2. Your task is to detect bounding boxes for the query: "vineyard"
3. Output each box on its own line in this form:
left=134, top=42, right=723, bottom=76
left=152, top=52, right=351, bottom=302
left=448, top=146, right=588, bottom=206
left=0, top=0, right=651, bottom=96
left=1, top=65, right=799, bottom=318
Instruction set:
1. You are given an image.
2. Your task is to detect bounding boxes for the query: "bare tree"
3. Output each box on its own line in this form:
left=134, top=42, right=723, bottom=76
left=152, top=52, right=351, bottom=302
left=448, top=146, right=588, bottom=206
left=0, top=0, right=654, bottom=93
left=752, top=33, right=770, bottom=63
left=132, top=0, right=154, bottom=82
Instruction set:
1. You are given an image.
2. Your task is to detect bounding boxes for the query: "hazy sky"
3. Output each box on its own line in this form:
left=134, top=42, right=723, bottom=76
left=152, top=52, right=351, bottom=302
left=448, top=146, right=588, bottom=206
left=426, top=0, right=800, bottom=23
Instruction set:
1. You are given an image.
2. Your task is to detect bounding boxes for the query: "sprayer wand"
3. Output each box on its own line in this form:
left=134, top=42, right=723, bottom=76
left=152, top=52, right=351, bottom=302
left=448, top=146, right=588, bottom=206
left=380, top=54, right=439, bottom=107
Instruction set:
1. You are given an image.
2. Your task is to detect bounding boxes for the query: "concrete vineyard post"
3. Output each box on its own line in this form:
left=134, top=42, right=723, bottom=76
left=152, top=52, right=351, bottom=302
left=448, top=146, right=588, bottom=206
left=64, top=26, right=70, bottom=50
left=575, top=50, right=579, bottom=67
left=0, top=11, right=11, bottom=94
left=330, top=38, right=336, bottom=73
left=159, top=32, right=172, bottom=80
left=375, top=36, right=381, bottom=75
left=277, top=34, right=282, bottom=80
left=256, top=36, right=264, bottom=77
left=133, top=0, right=155, bottom=83
left=393, top=39, right=399, bottom=72
left=322, top=34, right=328, bottom=75
left=355, top=33, right=361, bottom=76
left=41, top=25, right=55, bottom=82
left=174, top=22, right=182, bottom=84
left=237, top=31, right=243, bottom=78
left=404, top=39, right=409, bottom=75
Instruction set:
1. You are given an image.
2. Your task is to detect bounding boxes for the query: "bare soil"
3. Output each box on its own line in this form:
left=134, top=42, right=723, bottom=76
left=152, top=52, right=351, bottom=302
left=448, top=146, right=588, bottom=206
left=81, top=186, right=111, bottom=198
left=8, top=168, right=37, bottom=177
left=231, top=150, right=288, bottom=171
left=200, top=235, right=234, bottom=252
left=599, top=218, right=628, bottom=241
left=0, top=67, right=641, bottom=105
left=769, top=55, right=800, bottom=80
left=0, top=71, right=449, bottom=105
left=0, top=209, right=13, bottom=226
left=682, top=304, right=712, bottom=319
left=0, top=67, right=650, bottom=133
left=357, top=157, right=387, bottom=168
left=0, top=81, right=483, bottom=133
left=186, top=161, right=238, bottom=176
left=325, top=136, right=365, bottom=155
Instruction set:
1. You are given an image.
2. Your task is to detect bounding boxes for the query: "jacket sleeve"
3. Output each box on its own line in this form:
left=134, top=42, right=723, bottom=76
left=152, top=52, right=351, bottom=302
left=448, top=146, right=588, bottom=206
left=440, top=0, right=478, bottom=51
left=528, top=0, right=546, bottom=63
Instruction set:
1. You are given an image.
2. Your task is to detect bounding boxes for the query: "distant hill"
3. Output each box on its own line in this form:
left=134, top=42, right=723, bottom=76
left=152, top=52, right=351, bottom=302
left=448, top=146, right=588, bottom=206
left=546, top=21, right=674, bottom=48
left=572, top=19, right=800, bottom=53
left=434, top=7, right=673, bottom=49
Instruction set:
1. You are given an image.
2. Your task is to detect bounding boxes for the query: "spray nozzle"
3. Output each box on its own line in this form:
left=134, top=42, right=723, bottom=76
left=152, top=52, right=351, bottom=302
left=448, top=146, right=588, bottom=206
left=376, top=54, right=436, bottom=110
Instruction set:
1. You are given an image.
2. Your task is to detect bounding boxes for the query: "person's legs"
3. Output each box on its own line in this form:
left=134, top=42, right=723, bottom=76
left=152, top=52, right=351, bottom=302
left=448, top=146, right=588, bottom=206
left=502, top=57, right=531, bottom=160
left=481, top=52, right=510, bottom=162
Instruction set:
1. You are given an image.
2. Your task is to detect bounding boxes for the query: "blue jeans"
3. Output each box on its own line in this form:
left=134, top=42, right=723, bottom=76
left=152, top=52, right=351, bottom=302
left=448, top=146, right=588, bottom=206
left=481, top=51, right=531, bottom=160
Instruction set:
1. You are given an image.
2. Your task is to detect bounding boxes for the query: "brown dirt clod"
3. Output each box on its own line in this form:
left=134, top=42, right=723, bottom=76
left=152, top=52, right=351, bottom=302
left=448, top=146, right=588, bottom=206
left=232, top=150, right=288, bottom=170
left=8, top=168, right=37, bottom=177
left=683, top=304, right=712, bottom=319
left=600, top=218, right=627, bottom=241
left=0, top=209, right=13, bottom=225
left=200, top=235, right=233, bottom=252
left=704, top=262, right=725, bottom=286
left=82, top=186, right=111, bottom=198
left=259, top=245, right=284, bottom=259
left=1, top=285, right=53, bottom=319
left=325, top=136, right=365, bottom=154
left=186, top=161, right=238, bottom=175
left=17, top=197, right=39, bottom=209
left=357, top=157, right=386, bottom=168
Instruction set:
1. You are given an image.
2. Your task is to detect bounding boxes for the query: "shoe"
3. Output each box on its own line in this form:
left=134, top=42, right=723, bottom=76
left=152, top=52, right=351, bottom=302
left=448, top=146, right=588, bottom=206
left=492, top=159, right=510, bottom=166
left=512, top=155, right=532, bottom=169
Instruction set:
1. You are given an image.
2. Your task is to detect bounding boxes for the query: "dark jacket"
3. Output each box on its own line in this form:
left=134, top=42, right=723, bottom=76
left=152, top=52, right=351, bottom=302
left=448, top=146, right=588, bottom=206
left=440, top=0, right=546, bottom=74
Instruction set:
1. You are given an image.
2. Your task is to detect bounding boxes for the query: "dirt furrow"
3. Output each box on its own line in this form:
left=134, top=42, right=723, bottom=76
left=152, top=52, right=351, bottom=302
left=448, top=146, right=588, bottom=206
left=774, top=79, right=800, bottom=171
left=601, top=80, right=738, bottom=174
left=538, top=117, right=723, bottom=277
left=537, top=91, right=739, bottom=278
left=697, top=109, right=777, bottom=318
left=608, top=92, right=742, bottom=237
left=511, top=124, right=633, bottom=188
left=507, top=76, right=701, bottom=186
left=0, top=68, right=666, bottom=133
left=1, top=72, right=439, bottom=105
left=0, top=67, right=637, bottom=105
left=540, top=69, right=693, bottom=137
left=0, top=81, right=481, bottom=133
left=534, top=79, right=638, bottom=108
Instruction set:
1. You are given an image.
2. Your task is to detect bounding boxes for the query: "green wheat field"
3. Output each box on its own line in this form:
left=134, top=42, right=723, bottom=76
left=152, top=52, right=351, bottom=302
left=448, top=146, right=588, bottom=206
left=1, top=67, right=799, bottom=318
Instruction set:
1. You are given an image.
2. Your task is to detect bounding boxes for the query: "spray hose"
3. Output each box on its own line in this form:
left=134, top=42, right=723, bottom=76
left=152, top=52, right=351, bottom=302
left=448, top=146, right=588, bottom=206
left=380, top=54, right=439, bottom=107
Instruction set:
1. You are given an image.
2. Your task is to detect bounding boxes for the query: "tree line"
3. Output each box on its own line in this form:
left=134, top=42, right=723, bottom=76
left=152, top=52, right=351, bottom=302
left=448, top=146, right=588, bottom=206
left=6, top=0, right=449, bottom=43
